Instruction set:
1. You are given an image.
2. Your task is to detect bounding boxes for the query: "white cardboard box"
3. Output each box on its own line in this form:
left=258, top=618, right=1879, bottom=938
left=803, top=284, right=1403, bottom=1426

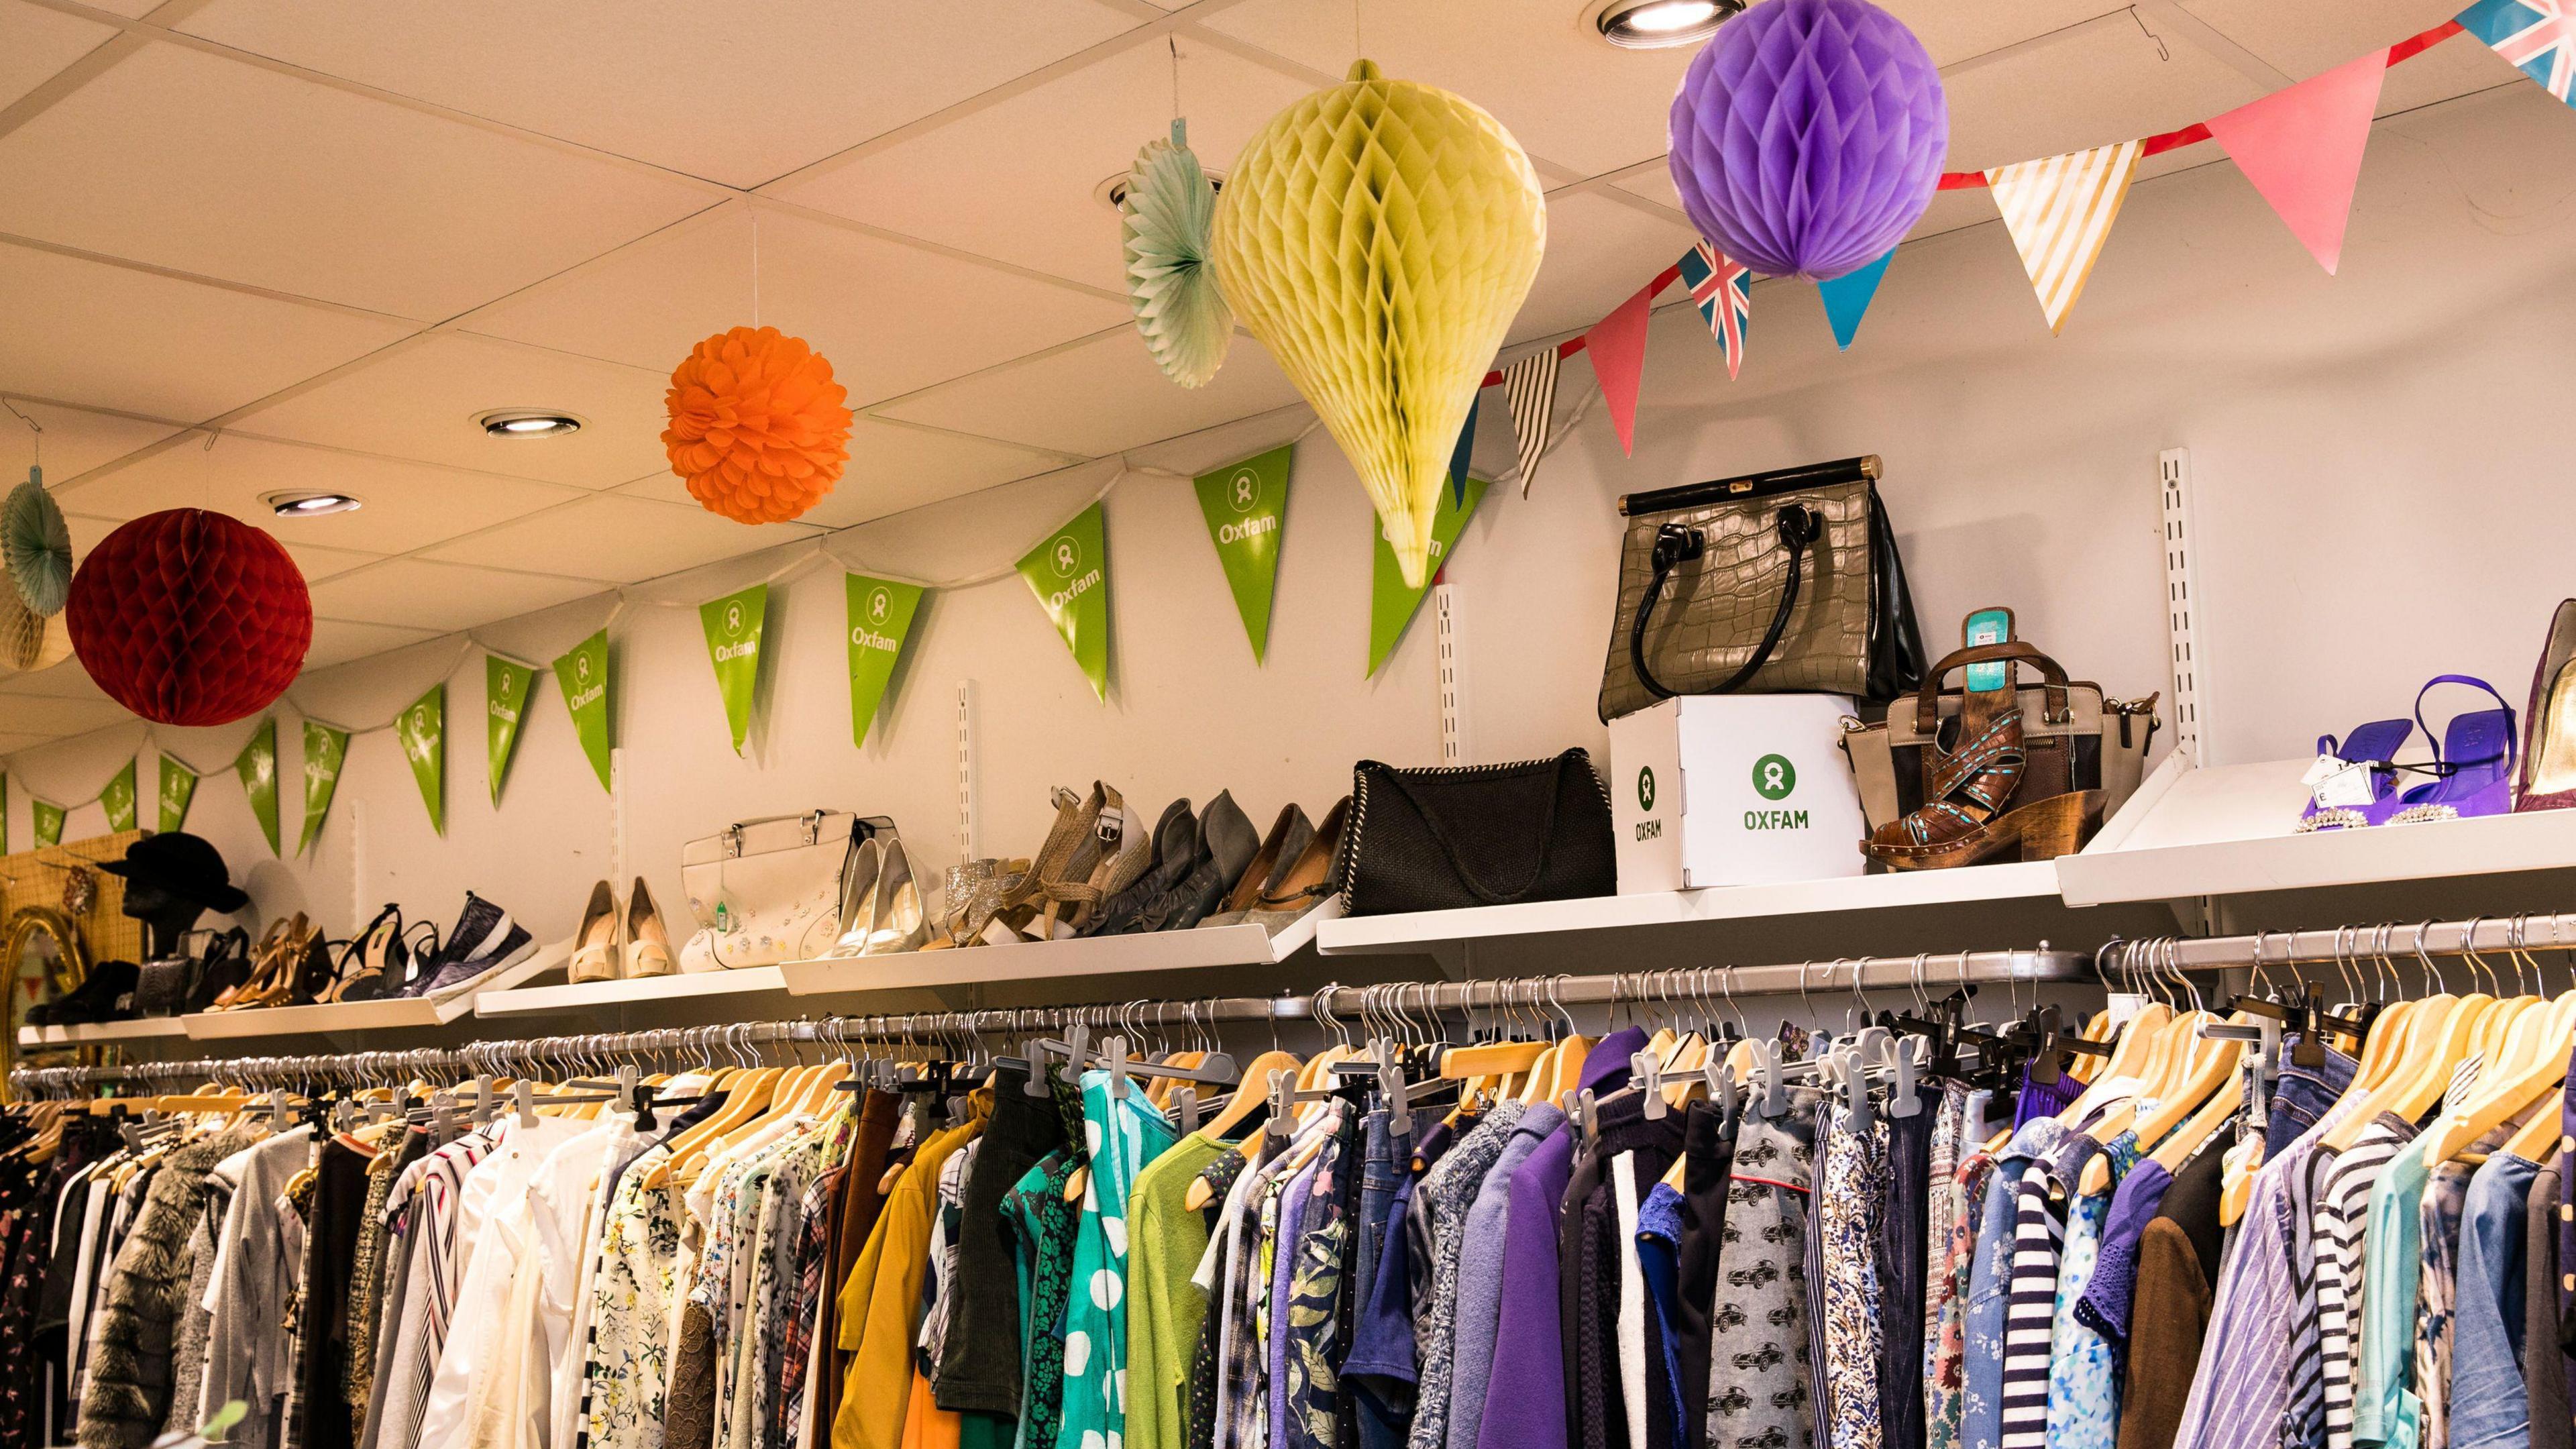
left=1609, top=694, right=1870, bottom=892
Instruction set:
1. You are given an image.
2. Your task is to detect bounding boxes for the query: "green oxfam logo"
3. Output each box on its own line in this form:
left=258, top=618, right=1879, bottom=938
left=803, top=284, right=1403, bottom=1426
left=1636, top=767, right=1656, bottom=812
left=1752, top=754, right=1797, bottom=800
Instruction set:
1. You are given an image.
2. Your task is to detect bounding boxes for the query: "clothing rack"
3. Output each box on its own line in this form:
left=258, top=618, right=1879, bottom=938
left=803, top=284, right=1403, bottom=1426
left=7, top=945, right=2090, bottom=1096
left=2153, top=909, right=2576, bottom=972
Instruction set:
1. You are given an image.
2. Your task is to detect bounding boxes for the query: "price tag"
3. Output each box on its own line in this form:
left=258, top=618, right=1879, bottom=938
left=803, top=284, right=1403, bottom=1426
left=2304, top=757, right=2378, bottom=809
left=2105, top=991, right=2149, bottom=1030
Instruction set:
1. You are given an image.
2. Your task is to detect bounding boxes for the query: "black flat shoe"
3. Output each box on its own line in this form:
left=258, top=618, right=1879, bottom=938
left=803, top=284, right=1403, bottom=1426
left=1083, top=799, right=1196, bottom=937
left=39, top=959, right=140, bottom=1026
left=1156, top=791, right=1260, bottom=932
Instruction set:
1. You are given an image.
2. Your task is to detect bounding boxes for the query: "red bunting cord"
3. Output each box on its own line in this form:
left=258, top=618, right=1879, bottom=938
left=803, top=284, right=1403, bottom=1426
left=1479, top=17, right=2467, bottom=388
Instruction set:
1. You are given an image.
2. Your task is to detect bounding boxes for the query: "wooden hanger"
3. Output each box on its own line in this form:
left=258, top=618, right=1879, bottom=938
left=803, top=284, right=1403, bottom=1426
left=2424, top=991, right=2576, bottom=1162
left=2055, top=1001, right=2171, bottom=1128
left=2500, top=1085, right=2566, bottom=1163
left=2086, top=1016, right=2235, bottom=1191
left=1182, top=1049, right=1304, bottom=1212
left=2326, top=989, right=2480, bottom=1152
left=647, top=1062, right=779, bottom=1188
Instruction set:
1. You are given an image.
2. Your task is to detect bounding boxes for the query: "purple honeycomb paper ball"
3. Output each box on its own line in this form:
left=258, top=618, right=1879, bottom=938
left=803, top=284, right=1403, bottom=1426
left=1668, top=0, right=1948, bottom=282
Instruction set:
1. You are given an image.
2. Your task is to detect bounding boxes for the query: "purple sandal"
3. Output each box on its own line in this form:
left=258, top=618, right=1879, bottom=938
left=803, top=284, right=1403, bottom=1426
left=2383, top=674, right=2519, bottom=825
left=2296, top=717, right=2415, bottom=833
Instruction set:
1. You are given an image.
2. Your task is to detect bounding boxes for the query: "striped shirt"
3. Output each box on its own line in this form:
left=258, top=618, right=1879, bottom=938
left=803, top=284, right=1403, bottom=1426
left=2170, top=1093, right=2365, bottom=1449
left=374, top=1128, right=500, bottom=1449
left=1996, top=1140, right=2082, bottom=1449
left=2313, top=1114, right=2420, bottom=1449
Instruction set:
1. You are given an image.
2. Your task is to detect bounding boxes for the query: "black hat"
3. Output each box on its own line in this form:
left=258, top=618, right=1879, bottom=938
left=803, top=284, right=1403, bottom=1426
left=100, top=832, right=250, bottom=915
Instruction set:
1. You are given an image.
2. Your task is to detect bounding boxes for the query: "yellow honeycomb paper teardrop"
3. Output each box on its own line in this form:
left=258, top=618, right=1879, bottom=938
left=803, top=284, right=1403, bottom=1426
left=1213, top=60, right=1545, bottom=588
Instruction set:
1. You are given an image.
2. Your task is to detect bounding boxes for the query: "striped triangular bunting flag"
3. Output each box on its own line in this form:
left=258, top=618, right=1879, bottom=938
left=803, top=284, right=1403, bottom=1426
left=1676, top=241, right=1752, bottom=378
left=1501, top=347, right=1559, bottom=498
left=1987, top=140, right=2143, bottom=334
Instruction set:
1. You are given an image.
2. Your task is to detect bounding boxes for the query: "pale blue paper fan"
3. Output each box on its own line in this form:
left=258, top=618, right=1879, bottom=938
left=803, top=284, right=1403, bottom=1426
left=2, top=468, right=71, bottom=616
left=1122, top=119, right=1233, bottom=388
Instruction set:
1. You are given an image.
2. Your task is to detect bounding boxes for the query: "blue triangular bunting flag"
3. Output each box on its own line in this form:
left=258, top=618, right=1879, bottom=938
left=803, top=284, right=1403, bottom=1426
left=1448, top=394, right=1479, bottom=506
left=2457, top=0, right=2576, bottom=106
left=1818, top=250, right=1895, bottom=351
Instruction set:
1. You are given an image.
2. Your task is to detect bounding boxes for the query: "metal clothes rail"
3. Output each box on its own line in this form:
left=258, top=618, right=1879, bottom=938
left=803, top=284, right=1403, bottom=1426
left=8, top=947, right=2093, bottom=1094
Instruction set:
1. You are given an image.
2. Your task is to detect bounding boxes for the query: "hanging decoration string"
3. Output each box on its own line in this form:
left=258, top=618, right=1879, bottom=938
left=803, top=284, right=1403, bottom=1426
left=1, top=399, right=39, bottom=466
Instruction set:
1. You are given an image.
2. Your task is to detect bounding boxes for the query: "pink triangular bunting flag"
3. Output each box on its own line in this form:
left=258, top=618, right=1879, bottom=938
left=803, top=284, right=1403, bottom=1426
left=2205, top=48, right=2388, bottom=274
left=1585, top=277, right=1657, bottom=456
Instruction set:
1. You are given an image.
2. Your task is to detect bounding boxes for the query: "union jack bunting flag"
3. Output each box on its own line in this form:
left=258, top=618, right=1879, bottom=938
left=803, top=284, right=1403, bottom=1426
left=2457, top=0, right=2576, bottom=105
left=1676, top=241, right=1750, bottom=379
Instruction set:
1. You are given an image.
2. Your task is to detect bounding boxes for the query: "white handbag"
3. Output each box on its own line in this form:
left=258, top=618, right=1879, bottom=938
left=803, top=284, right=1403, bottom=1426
left=678, top=811, right=888, bottom=969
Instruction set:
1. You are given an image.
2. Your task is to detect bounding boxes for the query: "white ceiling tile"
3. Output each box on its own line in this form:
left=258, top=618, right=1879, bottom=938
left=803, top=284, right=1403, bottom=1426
left=77, top=0, right=160, bottom=17
left=0, top=661, right=106, bottom=699
left=1508, top=191, right=1701, bottom=345
left=0, top=242, right=413, bottom=423
left=459, top=207, right=1131, bottom=406
left=307, top=558, right=606, bottom=632
left=306, top=617, right=442, bottom=668
left=2176, top=0, right=2512, bottom=115
left=1941, top=13, right=2264, bottom=173
left=0, top=0, right=117, bottom=109
left=0, top=694, right=129, bottom=735
left=54, top=435, right=578, bottom=554
left=0, top=42, right=716, bottom=319
left=773, top=41, right=1313, bottom=292
left=1201, top=0, right=1699, bottom=178
left=419, top=494, right=821, bottom=582
left=179, top=0, right=1142, bottom=189
left=0, top=400, right=176, bottom=481
left=231, top=333, right=672, bottom=487
left=875, top=328, right=1303, bottom=456
left=279, top=541, right=384, bottom=582
left=614, top=418, right=1070, bottom=529
left=0, top=732, right=56, bottom=753
left=1886, top=0, right=2136, bottom=68
left=1611, top=166, right=1686, bottom=215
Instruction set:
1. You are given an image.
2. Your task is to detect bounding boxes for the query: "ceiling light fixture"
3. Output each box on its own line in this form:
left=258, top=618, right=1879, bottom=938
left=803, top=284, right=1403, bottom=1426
left=1097, top=171, right=1224, bottom=212
left=1591, top=0, right=1738, bottom=48
left=473, top=408, right=586, bottom=439
left=261, top=490, right=362, bottom=517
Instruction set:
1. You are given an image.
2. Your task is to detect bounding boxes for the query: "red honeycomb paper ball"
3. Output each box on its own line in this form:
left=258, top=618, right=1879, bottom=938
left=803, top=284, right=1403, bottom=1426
left=66, top=508, right=312, bottom=727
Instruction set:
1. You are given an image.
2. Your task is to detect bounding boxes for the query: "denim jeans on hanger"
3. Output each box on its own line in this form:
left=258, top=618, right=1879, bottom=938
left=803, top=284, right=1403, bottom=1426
left=1354, top=1109, right=1401, bottom=1322
left=2262, top=1036, right=2357, bottom=1162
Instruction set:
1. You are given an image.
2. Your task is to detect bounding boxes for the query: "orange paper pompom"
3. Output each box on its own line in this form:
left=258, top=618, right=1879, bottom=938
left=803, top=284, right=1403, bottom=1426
left=661, top=325, right=854, bottom=524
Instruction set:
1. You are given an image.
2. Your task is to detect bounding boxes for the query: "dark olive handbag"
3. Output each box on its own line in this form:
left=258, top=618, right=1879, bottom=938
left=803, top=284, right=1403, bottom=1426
left=1599, top=455, right=1927, bottom=722
left=1330, top=750, right=1617, bottom=917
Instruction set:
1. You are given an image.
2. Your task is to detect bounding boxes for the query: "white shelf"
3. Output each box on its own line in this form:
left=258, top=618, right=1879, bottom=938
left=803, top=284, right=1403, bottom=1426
left=1313, top=862, right=2061, bottom=956
left=2054, top=753, right=2576, bottom=906
left=18, top=1016, right=191, bottom=1046
left=477, top=965, right=790, bottom=1017
left=778, top=897, right=1334, bottom=996
left=180, top=939, right=567, bottom=1039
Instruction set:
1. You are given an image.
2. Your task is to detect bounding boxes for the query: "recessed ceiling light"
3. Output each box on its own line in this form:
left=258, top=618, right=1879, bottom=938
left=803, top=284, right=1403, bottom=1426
left=1591, top=0, right=1738, bottom=48
left=1095, top=171, right=1225, bottom=212
left=262, top=490, right=363, bottom=517
left=473, top=408, right=586, bottom=439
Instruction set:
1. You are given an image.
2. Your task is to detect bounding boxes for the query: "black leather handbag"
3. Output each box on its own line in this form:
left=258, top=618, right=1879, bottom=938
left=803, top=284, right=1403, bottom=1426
left=1331, top=751, right=1618, bottom=917
left=1599, top=454, right=1927, bottom=722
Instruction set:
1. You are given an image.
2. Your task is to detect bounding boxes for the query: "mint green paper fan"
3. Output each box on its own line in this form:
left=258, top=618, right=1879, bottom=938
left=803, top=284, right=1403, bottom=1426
left=1121, top=118, right=1232, bottom=388
left=3, top=467, right=71, bottom=616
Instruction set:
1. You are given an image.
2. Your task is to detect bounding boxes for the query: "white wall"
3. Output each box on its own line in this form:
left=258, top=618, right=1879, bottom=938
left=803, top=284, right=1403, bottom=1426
left=9, top=80, right=2576, bottom=970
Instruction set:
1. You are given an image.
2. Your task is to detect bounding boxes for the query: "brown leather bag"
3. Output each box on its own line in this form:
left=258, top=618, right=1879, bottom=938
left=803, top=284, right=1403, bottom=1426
left=1598, top=455, right=1926, bottom=722
left=1841, top=639, right=2159, bottom=836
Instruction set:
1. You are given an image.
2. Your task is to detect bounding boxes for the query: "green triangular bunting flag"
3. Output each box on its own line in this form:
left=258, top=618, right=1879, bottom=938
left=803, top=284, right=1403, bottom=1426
left=158, top=756, right=197, bottom=833
left=1192, top=445, right=1291, bottom=662
left=398, top=684, right=445, bottom=835
left=237, top=718, right=280, bottom=855
left=31, top=797, right=62, bottom=848
left=698, top=584, right=768, bottom=755
left=486, top=654, right=537, bottom=806
left=298, top=720, right=349, bottom=855
left=99, top=758, right=136, bottom=832
left=1368, top=474, right=1490, bottom=676
left=553, top=631, right=613, bottom=792
left=1017, top=502, right=1110, bottom=700
left=845, top=574, right=923, bottom=749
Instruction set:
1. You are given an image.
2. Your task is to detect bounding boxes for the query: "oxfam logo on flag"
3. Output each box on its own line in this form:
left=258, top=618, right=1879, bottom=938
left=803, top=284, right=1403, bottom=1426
left=722, top=601, right=746, bottom=636
left=575, top=653, right=592, bottom=683
left=1053, top=537, right=1079, bottom=578
left=1228, top=468, right=1260, bottom=515
left=1752, top=754, right=1797, bottom=800
left=867, top=587, right=892, bottom=624
left=1636, top=766, right=1656, bottom=812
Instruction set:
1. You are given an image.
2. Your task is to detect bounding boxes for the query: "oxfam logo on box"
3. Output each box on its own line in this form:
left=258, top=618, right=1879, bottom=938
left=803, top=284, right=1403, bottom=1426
left=1752, top=754, right=1796, bottom=800
left=1635, top=766, right=1656, bottom=812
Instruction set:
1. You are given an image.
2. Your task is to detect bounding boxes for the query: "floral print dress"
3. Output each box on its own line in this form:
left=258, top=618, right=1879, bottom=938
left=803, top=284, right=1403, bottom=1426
left=1818, top=1109, right=1887, bottom=1449
left=585, top=1142, right=688, bottom=1449
left=2043, top=1132, right=2137, bottom=1449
